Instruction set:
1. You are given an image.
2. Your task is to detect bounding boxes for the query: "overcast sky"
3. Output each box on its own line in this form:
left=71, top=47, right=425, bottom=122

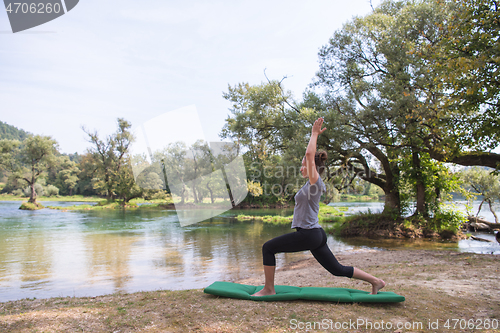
left=1, top=0, right=381, bottom=154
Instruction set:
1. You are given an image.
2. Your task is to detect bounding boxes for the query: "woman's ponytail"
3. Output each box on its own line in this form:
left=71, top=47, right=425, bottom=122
left=314, top=150, right=328, bottom=176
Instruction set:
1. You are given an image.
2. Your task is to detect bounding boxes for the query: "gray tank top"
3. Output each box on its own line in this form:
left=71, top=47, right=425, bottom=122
left=291, top=176, right=326, bottom=229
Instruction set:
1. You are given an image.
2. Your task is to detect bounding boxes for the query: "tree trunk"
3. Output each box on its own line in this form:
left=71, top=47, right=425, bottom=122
left=487, top=199, right=499, bottom=224
left=413, top=151, right=427, bottom=217
left=180, top=184, right=186, bottom=204
left=29, top=182, right=36, bottom=204
left=206, top=182, right=214, bottom=204
left=192, top=181, right=199, bottom=203
left=383, top=183, right=400, bottom=214
left=468, top=216, right=500, bottom=229
left=476, top=199, right=485, bottom=219
left=28, top=170, right=37, bottom=204
left=347, top=145, right=403, bottom=216
left=364, top=145, right=401, bottom=215
left=434, top=178, right=441, bottom=211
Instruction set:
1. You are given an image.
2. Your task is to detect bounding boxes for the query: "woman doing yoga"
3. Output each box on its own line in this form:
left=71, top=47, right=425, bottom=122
left=252, top=117, right=385, bottom=297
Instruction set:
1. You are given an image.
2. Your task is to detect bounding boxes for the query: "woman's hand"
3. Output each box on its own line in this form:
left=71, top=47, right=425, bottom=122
left=312, top=117, right=327, bottom=136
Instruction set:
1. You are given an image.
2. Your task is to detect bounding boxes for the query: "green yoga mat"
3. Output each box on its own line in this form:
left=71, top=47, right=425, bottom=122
left=204, top=281, right=405, bottom=303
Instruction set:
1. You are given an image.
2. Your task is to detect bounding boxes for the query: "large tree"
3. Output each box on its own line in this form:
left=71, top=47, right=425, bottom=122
left=312, top=0, right=441, bottom=214
left=313, top=0, right=499, bottom=215
left=83, top=118, right=140, bottom=203
left=0, top=135, right=58, bottom=205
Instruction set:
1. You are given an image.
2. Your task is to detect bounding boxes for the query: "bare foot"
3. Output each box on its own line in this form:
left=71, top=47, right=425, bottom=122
left=251, top=287, right=275, bottom=297
left=370, top=279, right=386, bottom=294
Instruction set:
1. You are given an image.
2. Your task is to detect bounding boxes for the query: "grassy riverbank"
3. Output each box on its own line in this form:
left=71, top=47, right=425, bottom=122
left=1, top=249, right=498, bottom=333
left=0, top=194, right=103, bottom=202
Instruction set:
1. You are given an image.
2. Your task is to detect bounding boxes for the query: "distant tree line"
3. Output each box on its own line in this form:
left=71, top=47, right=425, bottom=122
left=0, top=117, right=246, bottom=208
left=0, top=121, right=31, bottom=141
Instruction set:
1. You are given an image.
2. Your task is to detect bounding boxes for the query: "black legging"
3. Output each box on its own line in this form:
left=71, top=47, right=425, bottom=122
left=262, top=227, right=354, bottom=278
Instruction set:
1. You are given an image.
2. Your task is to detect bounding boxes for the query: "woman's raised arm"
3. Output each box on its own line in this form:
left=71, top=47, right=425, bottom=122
left=305, top=117, right=326, bottom=184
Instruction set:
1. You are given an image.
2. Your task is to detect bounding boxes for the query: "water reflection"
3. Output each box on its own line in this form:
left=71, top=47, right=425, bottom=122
left=19, top=231, right=53, bottom=290
left=85, top=233, right=135, bottom=291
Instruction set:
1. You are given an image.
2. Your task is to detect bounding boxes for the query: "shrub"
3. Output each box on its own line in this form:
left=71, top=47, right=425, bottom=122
left=431, top=205, right=467, bottom=232
left=150, top=190, right=169, bottom=200
left=45, top=185, right=60, bottom=197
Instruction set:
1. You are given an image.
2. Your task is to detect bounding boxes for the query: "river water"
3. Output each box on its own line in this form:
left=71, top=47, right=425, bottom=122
left=0, top=200, right=498, bottom=302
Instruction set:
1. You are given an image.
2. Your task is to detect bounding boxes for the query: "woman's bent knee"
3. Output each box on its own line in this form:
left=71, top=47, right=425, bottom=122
left=262, top=242, right=276, bottom=266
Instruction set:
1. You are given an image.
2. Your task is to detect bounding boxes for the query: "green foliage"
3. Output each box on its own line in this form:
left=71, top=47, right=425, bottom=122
left=431, top=205, right=467, bottom=233
left=398, top=152, right=462, bottom=216
left=366, top=183, right=384, bottom=197
left=338, top=194, right=379, bottom=202
left=334, top=211, right=401, bottom=236
left=11, top=189, right=24, bottom=196
left=246, top=180, right=263, bottom=197
left=142, top=189, right=170, bottom=201
left=312, top=0, right=500, bottom=214
left=428, top=0, right=500, bottom=152
left=221, top=81, right=296, bottom=154
left=49, top=155, right=80, bottom=195
left=75, top=153, right=99, bottom=196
